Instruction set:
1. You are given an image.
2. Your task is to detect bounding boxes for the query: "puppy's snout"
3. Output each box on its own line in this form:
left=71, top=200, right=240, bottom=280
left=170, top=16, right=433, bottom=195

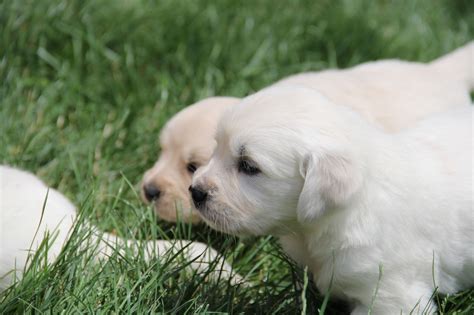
left=189, top=185, right=208, bottom=208
left=143, top=183, right=161, bottom=202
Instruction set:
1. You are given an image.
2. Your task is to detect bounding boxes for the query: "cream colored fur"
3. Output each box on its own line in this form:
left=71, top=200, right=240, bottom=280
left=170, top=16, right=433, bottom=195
left=143, top=42, right=473, bottom=223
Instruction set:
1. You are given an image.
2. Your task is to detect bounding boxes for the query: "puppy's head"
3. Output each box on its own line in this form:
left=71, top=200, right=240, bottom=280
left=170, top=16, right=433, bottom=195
left=142, top=97, right=240, bottom=223
left=190, top=86, right=367, bottom=235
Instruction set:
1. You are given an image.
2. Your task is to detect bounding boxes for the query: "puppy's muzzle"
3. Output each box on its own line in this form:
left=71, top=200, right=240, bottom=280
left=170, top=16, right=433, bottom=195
left=189, top=185, right=208, bottom=209
left=143, top=183, right=161, bottom=202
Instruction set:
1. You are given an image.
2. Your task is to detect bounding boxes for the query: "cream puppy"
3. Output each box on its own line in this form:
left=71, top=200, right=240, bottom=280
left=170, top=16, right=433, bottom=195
left=142, top=42, right=473, bottom=223
left=142, top=97, right=240, bottom=223
left=190, top=85, right=473, bottom=314
left=0, top=165, right=239, bottom=291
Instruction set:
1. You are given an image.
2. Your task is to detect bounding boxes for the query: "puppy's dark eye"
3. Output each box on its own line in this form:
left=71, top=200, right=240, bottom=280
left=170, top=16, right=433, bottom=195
left=238, top=158, right=261, bottom=175
left=186, top=163, right=198, bottom=174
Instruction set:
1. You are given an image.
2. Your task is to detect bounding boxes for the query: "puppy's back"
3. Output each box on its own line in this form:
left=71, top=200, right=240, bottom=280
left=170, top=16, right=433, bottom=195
left=277, top=58, right=471, bottom=131
left=405, top=107, right=472, bottom=172
left=0, top=166, right=76, bottom=289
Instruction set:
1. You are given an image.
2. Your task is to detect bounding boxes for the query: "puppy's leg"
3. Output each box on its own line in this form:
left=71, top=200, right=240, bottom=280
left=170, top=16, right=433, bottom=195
left=91, top=230, right=243, bottom=284
left=366, top=281, right=436, bottom=315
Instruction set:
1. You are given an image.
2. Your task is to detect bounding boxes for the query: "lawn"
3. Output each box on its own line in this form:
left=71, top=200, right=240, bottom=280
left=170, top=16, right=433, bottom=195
left=0, top=0, right=473, bottom=313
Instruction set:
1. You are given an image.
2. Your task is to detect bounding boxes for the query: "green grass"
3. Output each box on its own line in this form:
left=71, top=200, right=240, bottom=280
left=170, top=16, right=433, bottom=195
left=1, top=0, right=473, bottom=313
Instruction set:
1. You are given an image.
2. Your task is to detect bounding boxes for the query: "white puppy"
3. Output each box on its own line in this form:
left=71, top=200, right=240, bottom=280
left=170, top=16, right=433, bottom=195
left=0, top=165, right=239, bottom=291
left=190, top=85, right=473, bottom=314
left=142, top=42, right=473, bottom=223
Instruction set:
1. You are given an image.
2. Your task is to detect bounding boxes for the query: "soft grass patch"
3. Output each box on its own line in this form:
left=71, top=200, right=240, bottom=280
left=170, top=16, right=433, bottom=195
left=1, top=0, right=473, bottom=313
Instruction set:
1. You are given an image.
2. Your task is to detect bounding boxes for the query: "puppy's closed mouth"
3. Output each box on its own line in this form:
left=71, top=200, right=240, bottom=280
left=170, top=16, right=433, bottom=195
left=193, top=203, right=212, bottom=220
left=191, top=196, right=205, bottom=210
left=194, top=203, right=207, bottom=214
left=199, top=208, right=241, bottom=235
left=200, top=213, right=225, bottom=232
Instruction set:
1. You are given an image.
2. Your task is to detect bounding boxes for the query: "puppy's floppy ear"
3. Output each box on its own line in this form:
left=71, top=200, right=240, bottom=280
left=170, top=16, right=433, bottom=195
left=297, top=149, right=363, bottom=224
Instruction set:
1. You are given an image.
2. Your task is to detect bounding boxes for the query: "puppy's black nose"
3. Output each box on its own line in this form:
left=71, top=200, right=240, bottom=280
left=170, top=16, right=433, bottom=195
left=189, top=185, right=208, bottom=208
left=143, top=184, right=161, bottom=202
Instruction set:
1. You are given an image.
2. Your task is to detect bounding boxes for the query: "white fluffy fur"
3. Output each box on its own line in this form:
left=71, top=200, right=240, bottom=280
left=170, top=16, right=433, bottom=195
left=0, top=165, right=239, bottom=291
left=192, top=85, right=473, bottom=314
left=143, top=42, right=473, bottom=223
